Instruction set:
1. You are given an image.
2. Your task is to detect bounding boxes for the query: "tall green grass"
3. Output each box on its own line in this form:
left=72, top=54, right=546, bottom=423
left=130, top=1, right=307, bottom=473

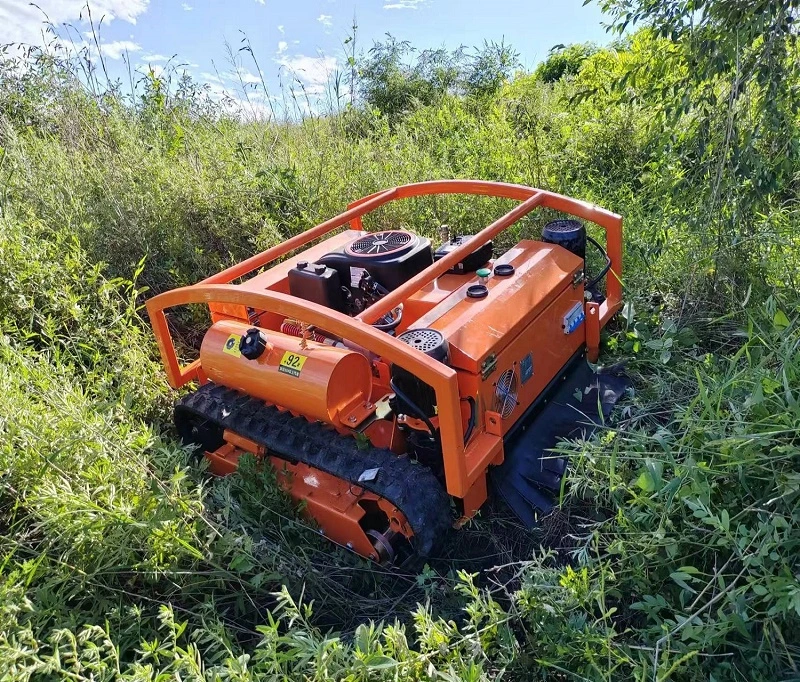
left=0, top=27, right=798, bottom=681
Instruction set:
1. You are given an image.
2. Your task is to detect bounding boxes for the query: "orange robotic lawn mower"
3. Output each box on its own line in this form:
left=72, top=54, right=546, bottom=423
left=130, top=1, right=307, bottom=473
left=147, top=180, right=626, bottom=565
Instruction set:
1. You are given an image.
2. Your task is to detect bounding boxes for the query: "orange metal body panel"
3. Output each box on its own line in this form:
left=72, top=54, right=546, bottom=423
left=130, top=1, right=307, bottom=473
left=200, top=320, right=373, bottom=425
left=271, top=457, right=413, bottom=559
left=477, top=284, right=585, bottom=435
left=412, top=241, right=583, bottom=374
left=147, top=181, right=623, bottom=527
left=445, top=283, right=586, bottom=437
left=205, top=436, right=414, bottom=559
left=399, top=273, right=468, bottom=328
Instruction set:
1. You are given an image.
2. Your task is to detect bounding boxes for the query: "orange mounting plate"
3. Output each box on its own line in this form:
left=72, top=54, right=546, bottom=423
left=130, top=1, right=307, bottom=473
left=205, top=438, right=414, bottom=562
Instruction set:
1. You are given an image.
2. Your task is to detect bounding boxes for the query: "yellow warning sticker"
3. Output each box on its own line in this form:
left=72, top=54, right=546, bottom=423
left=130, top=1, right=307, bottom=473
left=223, top=334, right=241, bottom=357
left=278, top=350, right=307, bottom=377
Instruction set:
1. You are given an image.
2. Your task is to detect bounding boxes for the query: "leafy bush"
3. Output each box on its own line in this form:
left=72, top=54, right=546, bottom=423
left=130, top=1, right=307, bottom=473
left=357, top=36, right=520, bottom=122
left=1, top=3, right=799, bottom=679
left=534, top=42, right=599, bottom=83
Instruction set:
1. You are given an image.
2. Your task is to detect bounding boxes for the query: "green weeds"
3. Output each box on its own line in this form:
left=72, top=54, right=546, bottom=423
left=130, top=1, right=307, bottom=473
left=0, top=15, right=799, bottom=681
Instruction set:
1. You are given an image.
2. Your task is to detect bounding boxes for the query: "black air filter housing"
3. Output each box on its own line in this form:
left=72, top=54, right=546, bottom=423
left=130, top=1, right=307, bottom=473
left=318, top=230, right=433, bottom=314
left=319, top=230, right=433, bottom=292
left=391, top=328, right=449, bottom=419
left=542, top=219, right=586, bottom=261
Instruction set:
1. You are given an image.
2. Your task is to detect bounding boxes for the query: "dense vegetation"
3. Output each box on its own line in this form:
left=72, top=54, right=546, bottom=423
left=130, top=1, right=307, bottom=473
left=1, top=0, right=798, bottom=679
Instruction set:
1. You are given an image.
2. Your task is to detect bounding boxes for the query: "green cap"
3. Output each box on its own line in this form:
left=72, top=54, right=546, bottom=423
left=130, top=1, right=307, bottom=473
left=476, top=268, right=491, bottom=278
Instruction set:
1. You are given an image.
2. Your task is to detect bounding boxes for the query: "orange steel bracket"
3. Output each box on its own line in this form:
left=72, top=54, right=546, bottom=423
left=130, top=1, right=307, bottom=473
left=585, top=301, right=602, bottom=362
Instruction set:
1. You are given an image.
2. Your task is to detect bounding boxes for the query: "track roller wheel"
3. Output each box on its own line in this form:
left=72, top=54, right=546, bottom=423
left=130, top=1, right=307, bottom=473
left=367, top=529, right=398, bottom=565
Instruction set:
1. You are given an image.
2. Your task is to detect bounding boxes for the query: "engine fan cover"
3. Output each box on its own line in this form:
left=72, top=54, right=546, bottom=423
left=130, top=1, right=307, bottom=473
left=493, top=367, right=519, bottom=419
left=345, top=230, right=417, bottom=258
left=317, top=230, right=434, bottom=313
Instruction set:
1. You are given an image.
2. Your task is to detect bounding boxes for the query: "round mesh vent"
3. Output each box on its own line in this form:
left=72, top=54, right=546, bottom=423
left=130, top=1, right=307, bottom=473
left=397, top=328, right=448, bottom=359
left=493, top=367, right=519, bottom=419
left=544, top=219, right=582, bottom=234
left=346, top=230, right=415, bottom=257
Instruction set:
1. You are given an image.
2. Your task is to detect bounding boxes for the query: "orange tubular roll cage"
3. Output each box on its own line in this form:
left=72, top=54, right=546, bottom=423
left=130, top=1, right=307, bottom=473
left=146, top=180, right=623, bottom=500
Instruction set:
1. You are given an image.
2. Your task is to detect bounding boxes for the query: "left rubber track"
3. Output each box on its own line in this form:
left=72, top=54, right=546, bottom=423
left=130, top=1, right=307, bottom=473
left=175, top=383, right=453, bottom=559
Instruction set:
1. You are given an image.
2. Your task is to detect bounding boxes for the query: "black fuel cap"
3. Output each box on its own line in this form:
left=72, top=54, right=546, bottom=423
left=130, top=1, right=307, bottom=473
left=239, top=328, right=267, bottom=360
left=494, top=263, right=515, bottom=276
left=466, top=284, right=489, bottom=299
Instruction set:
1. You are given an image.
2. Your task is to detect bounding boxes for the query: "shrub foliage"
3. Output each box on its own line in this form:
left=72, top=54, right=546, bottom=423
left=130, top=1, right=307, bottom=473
left=1, top=1, right=799, bottom=679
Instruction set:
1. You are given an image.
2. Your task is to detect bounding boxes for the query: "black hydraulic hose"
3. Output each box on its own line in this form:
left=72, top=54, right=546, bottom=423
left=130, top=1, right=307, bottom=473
left=585, top=235, right=612, bottom=290
left=463, top=397, right=476, bottom=444
left=372, top=305, right=403, bottom=332
left=389, top=378, right=436, bottom=437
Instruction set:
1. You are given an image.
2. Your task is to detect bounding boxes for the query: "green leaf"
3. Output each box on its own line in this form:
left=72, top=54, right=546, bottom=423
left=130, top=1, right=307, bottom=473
left=773, top=309, right=790, bottom=330
left=670, top=571, right=697, bottom=594
left=635, top=459, right=664, bottom=493
left=635, top=471, right=652, bottom=491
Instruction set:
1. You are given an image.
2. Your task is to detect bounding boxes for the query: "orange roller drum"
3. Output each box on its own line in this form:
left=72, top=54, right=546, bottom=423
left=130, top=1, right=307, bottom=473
left=199, top=320, right=372, bottom=424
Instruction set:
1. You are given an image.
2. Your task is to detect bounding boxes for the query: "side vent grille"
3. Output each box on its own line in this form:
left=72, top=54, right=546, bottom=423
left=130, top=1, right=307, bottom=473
left=493, top=367, right=519, bottom=419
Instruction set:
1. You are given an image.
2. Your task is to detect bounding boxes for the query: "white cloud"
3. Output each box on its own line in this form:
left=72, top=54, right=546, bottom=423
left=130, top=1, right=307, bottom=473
left=383, top=0, right=426, bottom=8
left=99, top=39, right=140, bottom=59
left=136, top=62, right=163, bottom=78
left=316, top=14, right=332, bottom=26
left=275, top=54, right=337, bottom=96
left=254, top=0, right=265, bottom=4
left=277, top=24, right=284, bottom=34
left=229, top=67, right=262, bottom=85
left=181, top=2, right=193, bottom=10
left=0, top=0, right=150, bottom=47
left=277, top=40, right=288, bottom=55
left=142, top=53, right=170, bottom=62
left=201, top=71, right=225, bottom=85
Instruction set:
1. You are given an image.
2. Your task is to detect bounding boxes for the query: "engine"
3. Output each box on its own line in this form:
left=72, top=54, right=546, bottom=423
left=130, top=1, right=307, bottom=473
left=288, top=230, right=434, bottom=317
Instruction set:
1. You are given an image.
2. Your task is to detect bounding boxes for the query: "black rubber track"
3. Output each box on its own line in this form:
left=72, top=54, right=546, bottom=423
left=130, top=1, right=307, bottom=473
left=175, top=383, right=453, bottom=559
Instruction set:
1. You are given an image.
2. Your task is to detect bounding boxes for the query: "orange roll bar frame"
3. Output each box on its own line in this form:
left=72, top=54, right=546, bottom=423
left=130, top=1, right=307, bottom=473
left=348, top=180, right=622, bottom=326
left=147, top=285, right=471, bottom=496
left=146, top=180, right=623, bottom=499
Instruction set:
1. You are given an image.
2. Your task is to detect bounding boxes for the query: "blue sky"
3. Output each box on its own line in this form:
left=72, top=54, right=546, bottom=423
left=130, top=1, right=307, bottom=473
left=1, top=0, right=610, bottom=114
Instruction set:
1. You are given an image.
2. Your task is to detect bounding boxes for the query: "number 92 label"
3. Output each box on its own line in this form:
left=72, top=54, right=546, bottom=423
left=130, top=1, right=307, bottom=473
left=278, top=351, right=307, bottom=377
